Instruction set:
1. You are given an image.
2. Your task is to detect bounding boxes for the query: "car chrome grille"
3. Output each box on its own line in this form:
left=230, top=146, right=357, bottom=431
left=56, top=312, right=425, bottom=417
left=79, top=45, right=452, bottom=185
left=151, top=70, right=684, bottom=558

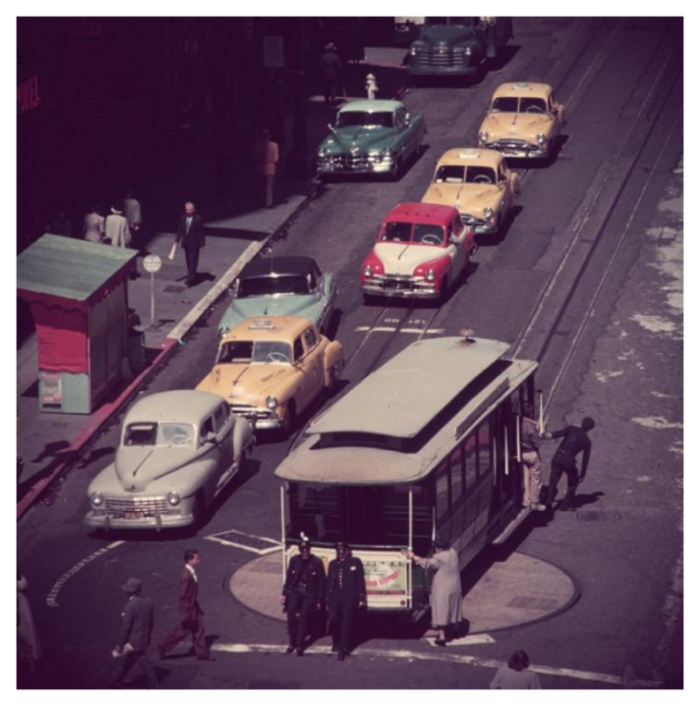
left=415, top=49, right=465, bottom=68
left=106, top=497, right=168, bottom=517
left=495, top=139, right=532, bottom=150
left=230, top=404, right=272, bottom=419
left=461, top=214, right=486, bottom=226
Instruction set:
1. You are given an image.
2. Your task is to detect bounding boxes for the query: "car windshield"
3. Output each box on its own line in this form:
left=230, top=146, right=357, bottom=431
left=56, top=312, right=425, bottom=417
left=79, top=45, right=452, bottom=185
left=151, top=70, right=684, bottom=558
left=434, top=165, right=497, bottom=184
left=124, top=422, right=195, bottom=447
left=288, top=482, right=433, bottom=551
left=337, top=111, right=394, bottom=128
left=492, top=96, right=547, bottom=113
left=217, top=340, right=293, bottom=365
left=380, top=221, right=445, bottom=246
left=425, top=17, right=477, bottom=27
left=238, top=275, right=310, bottom=298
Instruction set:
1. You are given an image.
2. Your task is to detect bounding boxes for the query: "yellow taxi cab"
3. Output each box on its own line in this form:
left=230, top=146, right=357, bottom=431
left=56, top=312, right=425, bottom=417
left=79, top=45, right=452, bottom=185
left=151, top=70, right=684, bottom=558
left=421, top=148, right=520, bottom=235
left=196, top=316, right=343, bottom=437
left=477, top=82, right=565, bottom=162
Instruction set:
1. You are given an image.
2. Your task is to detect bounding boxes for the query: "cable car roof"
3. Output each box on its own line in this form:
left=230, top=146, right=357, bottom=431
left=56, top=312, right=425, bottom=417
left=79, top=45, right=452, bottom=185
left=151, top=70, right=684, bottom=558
left=308, top=337, right=510, bottom=439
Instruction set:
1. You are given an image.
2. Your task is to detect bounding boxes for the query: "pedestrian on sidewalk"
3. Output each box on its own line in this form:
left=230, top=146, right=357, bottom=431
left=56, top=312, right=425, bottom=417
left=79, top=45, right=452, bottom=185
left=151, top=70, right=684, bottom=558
left=325, top=541, right=366, bottom=661
left=544, top=417, right=595, bottom=511
left=158, top=549, right=215, bottom=662
left=17, top=570, right=41, bottom=678
left=83, top=204, right=105, bottom=243
left=173, top=201, right=205, bottom=287
left=111, top=577, right=158, bottom=689
left=521, top=404, right=546, bottom=511
left=490, top=650, right=542, bottom=689
left=123, top=188, right=142, bottom=248
left=50, top=211, right=72, bottom=238
left=280, top=540, right=326, bottom=656
left=404, top=537, right=462, bottom=646
left=319, top=43, right=342, bottom=106
left=105, top=204, right=131, bottom=248
left=255, top=128, right=279, bottom=209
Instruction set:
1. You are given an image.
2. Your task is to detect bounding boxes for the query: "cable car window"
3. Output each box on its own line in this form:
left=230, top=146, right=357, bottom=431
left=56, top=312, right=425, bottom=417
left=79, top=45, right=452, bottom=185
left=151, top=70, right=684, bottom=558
left=450, top=447, right=464, bottom=505
left=435, top=460, right=450, bottom=519
left=477, top=421, right=492, bottom=476
left=464, top=432, right=478, bottom=490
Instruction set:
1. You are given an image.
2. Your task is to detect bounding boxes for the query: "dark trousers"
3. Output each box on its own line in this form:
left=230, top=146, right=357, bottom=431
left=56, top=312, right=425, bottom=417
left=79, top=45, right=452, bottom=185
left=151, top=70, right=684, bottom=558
left=286, top=593, right=316, bottom=648
left=115, top=649, right=158, bottom=688
left=322, top=78, right=339, bottom=105
left=184, top=245, right=200, bottom=285
left=159, top=614, right=208, bottom=658
left=547, top=453, right=579, bottom=507
left=328, top=598, right=357, bottom=652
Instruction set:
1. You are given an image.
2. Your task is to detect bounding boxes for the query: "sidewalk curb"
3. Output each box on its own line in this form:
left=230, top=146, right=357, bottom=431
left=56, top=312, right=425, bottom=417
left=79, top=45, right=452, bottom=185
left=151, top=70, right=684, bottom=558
left=17, top=183, right=322, bottom=520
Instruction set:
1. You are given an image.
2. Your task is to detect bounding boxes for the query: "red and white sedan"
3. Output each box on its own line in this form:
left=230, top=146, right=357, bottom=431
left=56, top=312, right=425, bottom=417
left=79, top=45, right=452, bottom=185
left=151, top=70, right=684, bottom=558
left=360, top=203, right=476, bottom=301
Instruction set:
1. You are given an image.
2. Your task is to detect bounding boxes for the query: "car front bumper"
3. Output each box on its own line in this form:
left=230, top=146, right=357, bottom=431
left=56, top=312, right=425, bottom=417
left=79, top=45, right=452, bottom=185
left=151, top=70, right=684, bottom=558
left=408, top=64, right=478, bottom=76
left=460, top=215, right=499, bottom=234
left=84, top=508, right=195, bottom=530
left=230, top=406, right=284, bottom=430
left=362, top=278, right=441, bottom=300
left=317, top=157, right=396, bottom=175
left=480, top=141, right=549, bottom=159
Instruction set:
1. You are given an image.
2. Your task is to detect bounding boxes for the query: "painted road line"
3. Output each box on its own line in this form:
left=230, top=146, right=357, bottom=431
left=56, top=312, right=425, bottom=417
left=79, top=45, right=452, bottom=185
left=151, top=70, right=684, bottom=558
left=212, top=644, right=661, bottom=690
left=424, top=635, right=496, bottom=647
left=205, top=528, right=282, bottom=556
left=354, top=326, right=446, bottom=334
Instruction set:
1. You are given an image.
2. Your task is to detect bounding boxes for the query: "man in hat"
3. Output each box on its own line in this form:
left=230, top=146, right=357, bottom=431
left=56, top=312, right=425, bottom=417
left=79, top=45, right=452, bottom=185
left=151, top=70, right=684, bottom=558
left=123, top=188, right=142, bottom=248
left=325, top=542, right=366, bottom=661
left=544, top=417, right=595, bottom=511
left=280, top=540, right=326, bottom=656
left=111, top=577, right=158, bottom=689
left=105, top=204, right=131, bottom=248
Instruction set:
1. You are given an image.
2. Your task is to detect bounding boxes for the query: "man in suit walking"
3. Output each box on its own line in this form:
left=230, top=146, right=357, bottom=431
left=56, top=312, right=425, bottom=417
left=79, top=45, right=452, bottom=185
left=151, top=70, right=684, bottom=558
left=158, top=549, right=215, bottom=661
left=326, top=542, right=366, bottom=661
left=174, top=201, right=205, bottom=287
left=111, top=577, right=158, bottom=689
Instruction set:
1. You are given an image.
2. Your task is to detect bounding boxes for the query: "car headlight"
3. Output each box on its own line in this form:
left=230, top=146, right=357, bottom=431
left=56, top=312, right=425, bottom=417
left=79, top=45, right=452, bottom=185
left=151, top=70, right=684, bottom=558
left=537, top=133, right=546, bottom=145
left=484, top=207, right=494, bottom=219
left=363, top=265, right=373, bottom=277
left=479, top=131, right=489, bottom=144
left=410, top=46, right=418, bottom=56
left=167, top=492, right=181, bottom=506
left=266, top=395, right=278, bottom=410
left=464, top=46, right=472, bottom=56
left=91, top=491, right=104, bottom=506
left=381, top=147, right=395, bottom=161
left=219, top=326, right=229, bottom=338
left=426, top=269, right=436, bottom=282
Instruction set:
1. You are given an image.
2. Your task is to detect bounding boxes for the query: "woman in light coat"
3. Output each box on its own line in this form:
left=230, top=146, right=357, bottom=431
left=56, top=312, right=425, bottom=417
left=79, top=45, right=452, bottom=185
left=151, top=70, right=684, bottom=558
left=405, top=537, right=462, bottom=646
left=82, top=204, right=105, bottom=243
left=105, top=205, right=131, bottom=248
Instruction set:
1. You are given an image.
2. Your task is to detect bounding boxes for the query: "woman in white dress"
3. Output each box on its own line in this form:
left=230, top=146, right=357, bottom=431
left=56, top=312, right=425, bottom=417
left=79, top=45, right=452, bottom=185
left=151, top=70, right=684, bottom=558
left=405, top=537, right=462, bottom=646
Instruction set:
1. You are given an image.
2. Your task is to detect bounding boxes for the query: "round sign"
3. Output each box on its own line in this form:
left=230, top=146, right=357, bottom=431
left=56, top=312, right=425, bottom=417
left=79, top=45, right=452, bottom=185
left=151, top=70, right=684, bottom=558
left=143, top=254, right=162, bottom=273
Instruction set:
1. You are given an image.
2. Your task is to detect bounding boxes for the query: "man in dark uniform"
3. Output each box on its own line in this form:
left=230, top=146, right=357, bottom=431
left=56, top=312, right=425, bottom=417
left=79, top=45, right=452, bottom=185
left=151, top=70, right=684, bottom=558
left=545, top=417, right=595, bottom=511
left=280, top=540, right=326, bottom=656
left=325, top=541, right=366, bottom=661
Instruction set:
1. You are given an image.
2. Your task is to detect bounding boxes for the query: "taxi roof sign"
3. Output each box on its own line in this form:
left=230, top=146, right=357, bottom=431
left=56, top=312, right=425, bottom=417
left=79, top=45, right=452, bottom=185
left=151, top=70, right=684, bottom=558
left=249, top=319, right=275, bottom=330
left=512, top=82, right=532, bottom=90
left=458, top=150, right=480, bottom=159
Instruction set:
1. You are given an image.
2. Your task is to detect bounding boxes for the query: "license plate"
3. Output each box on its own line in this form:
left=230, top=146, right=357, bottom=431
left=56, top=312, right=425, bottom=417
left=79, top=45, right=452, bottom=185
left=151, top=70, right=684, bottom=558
left=124, top=511, right=145, bottom=519
left=504, top=150, right=519, bottom=156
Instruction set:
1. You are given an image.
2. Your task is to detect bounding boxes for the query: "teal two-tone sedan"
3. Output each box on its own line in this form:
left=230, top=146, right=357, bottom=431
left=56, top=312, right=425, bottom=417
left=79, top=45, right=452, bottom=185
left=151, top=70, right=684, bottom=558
left=317, top=100, right=426, bottom=180
left=217, top=256, right=338, bottom=338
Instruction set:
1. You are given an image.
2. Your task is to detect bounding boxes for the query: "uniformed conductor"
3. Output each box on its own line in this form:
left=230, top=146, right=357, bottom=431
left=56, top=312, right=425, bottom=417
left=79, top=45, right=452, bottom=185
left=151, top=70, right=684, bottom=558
left=280, top=540, right=326, bottom=656
left=326, top=542, right=366, bottom=661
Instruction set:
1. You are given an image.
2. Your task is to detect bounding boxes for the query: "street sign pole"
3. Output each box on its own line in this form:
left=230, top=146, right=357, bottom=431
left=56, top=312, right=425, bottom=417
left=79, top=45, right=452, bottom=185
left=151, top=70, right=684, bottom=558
left=143, top=254, right=163, bottom=330
left=150, top=270, right=156, bottom=328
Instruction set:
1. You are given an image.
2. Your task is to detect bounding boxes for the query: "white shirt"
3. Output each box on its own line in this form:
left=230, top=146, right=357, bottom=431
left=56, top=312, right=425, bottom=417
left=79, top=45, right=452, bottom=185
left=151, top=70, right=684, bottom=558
left=186, top=215, right=193, bottom=233
left=185, top=564, right=198, bottom=583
